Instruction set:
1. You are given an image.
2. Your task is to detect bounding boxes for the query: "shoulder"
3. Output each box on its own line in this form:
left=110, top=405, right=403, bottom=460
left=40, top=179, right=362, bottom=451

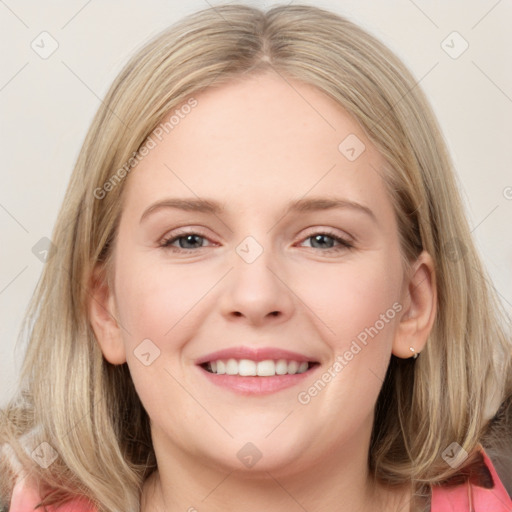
left=8, top=476, right=97, bottom=512
left=1, top=436, right=97, bottom=512
left=431, top=448, right=512, bottom=511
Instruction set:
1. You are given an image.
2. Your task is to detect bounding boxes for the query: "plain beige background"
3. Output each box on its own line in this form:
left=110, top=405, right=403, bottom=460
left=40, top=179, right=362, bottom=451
left=1, top=0, right=511, bottom=405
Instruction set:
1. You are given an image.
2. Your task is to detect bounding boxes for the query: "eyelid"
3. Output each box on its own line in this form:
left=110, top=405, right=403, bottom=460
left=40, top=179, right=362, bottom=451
left=159, top=226, right=355, bottom=255
left=159, top=226, right=217, bottom=248
left=295, top=228, right=354, bottom=252
left=298, top=226, right=355, bottom=243
left=293, top=225, right=355, bottom=250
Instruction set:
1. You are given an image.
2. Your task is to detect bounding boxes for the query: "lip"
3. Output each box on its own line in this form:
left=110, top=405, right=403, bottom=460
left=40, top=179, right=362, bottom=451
left=195, top=345, right=320, bottom=396
left=195, top=346, right=317, bottom=366
left=198, top=368, right=318, bottom=395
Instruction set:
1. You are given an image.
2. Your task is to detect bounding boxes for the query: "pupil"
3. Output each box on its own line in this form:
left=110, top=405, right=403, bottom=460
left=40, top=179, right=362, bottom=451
left=181, top=235, right=202, bottom=249
left=312, top=234, right=333, bottom=248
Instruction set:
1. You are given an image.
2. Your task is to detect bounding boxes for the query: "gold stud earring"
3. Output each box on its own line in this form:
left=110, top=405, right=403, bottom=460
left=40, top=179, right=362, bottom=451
left=410, top=347, right=419, bottom=359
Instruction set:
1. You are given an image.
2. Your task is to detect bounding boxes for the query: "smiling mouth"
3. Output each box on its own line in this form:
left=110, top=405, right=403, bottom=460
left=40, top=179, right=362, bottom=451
left=200, top=359, right=320, bottom=376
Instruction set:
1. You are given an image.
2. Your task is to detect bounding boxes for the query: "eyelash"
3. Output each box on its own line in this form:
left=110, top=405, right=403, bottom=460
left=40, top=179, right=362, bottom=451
left=160, top=229, right=354, bottom=254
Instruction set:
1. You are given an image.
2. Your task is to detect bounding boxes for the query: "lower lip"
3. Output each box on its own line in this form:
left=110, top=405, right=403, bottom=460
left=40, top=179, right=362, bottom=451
left=197, top=365, right=318, bottom=395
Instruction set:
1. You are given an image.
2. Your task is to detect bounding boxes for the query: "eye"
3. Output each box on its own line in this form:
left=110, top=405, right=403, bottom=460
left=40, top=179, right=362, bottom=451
left=159, top=229, right=354, bottom=254
left=160, top=231, right=215, bottom=252
left=299, top=231, right=354, bottom=252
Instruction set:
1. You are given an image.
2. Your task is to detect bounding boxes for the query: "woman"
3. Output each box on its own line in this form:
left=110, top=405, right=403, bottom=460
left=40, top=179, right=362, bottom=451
left=1, top=4, right=511, bottom=511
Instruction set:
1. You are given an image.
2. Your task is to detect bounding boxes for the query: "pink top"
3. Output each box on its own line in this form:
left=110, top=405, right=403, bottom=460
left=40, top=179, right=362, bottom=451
left=8, top=450, right=512, bottom=511
left=430, top=450, right=512, bottom=511
left=9, top=476, right=95, bottom=512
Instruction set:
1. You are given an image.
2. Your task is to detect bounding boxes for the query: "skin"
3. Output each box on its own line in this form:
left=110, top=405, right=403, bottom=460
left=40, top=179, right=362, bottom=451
left=90, top=70, right=436, bottom=512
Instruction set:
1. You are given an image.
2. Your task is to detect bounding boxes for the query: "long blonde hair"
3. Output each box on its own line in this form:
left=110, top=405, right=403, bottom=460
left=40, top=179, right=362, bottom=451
left=1, top=4, right=511, bottom=510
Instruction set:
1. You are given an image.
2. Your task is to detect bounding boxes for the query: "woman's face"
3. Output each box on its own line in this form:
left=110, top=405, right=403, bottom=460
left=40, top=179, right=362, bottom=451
left=101, top=71, right=414, bottom=475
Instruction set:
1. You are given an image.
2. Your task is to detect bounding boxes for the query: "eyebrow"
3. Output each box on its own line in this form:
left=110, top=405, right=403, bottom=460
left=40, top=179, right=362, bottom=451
left=139, top=196, right=377, bottom=223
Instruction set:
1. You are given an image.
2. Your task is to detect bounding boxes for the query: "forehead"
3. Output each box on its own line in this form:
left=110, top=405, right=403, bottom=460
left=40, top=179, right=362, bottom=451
left=121, top=71, right=390, bottom=217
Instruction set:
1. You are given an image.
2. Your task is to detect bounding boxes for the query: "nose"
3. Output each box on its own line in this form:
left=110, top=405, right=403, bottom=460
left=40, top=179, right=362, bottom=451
left=219, top=243, right=295, bottom=327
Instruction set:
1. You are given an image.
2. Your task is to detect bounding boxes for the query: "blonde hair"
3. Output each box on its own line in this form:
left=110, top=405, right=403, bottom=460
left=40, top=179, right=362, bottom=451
left=1, top=4, right=511, bottom=510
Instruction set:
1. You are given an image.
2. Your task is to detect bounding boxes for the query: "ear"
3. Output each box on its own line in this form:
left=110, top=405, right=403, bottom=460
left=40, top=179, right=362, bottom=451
left=88, top=264, right=127, bottom=365
left=393, top=250, right=437, bottom=359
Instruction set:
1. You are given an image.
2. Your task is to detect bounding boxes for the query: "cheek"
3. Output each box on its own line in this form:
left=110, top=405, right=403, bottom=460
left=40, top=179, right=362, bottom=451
left=113, top=253, right=212, bottom=345
left=112, top=253, right=211, bottom=410
left=303, top=252, right=403, bottom=355
left=295, top=256, right=402, bottom=426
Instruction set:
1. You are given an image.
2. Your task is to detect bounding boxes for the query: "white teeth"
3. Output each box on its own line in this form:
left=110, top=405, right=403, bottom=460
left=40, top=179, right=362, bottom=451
left=226, top=358, right=238, bottom=375
left=257, top=360, right=275, bottom=376
left=238, top=359, right=257, bottom=376
left=275, top=359, right=288, bottom=375
left=288, top=361, right=299, bottom=375
left=206, top=358, right=312, bottom=376
left=216, top=360, right=226, bottom=375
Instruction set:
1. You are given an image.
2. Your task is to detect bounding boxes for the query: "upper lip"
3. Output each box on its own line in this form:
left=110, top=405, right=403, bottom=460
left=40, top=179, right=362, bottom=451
left=195, top=346, right=318, bottom=365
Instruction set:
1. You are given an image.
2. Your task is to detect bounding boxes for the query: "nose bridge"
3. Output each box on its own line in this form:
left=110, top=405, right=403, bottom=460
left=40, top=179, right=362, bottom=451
left=220, top=233, right=294, bottom=323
